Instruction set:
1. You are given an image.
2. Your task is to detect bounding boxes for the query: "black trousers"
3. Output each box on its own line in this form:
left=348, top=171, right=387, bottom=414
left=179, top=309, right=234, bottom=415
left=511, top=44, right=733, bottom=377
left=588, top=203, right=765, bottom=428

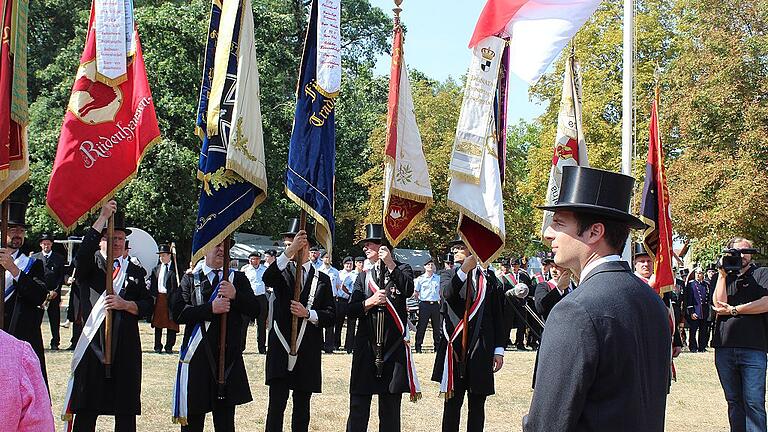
left=73, top=412, right=136, bottom=432
left=334, top=297, right=349, bottom=349
left=182, top=404, right=236, bottom=432
left=346, top=393, right=402, bottom=432
left=415, top=301, right=441, bottom=351
left=47, top=297, right=61, bottom=347
left=71, top=321, right=83, bottom=346
left=265, top=380, right=312, bottom=432
left=255, top=294, right=269, bottom=353
left=344, top=316, right=357, bottom=354
left=154, top=328, right=177, bottom=352
left=687, top=318, right=710, bottom=352
left=442, top=378, right=488, bottom=432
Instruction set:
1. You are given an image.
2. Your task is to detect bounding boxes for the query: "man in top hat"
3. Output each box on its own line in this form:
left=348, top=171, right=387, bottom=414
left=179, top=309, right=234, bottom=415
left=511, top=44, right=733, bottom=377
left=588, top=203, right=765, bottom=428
left=32, top=232, right=67, bottom=350
left=241, top=250, right=268, bottom=354
left=523, top=166, right=671, bottom=432
left=346, top=223, right=418, bottom=432
left=261, top=222, right=334, bottom=432
left=335, top=256, right=356, bottom=353
left=149, top=243, right=179, bottom=354
left=534, top=262, right=575, bottom=322
left=170, top=238, right=260, bottom=431
left=65, top=201, right=154, bottom=432
left=0, top=199, right=49, bottom=384
left=413, top=258, right=441, bottom=353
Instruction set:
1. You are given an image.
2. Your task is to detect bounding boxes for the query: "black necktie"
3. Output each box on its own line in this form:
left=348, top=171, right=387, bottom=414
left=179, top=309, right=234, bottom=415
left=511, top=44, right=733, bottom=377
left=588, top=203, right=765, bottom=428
left=211, top=270, right=221, bottom=288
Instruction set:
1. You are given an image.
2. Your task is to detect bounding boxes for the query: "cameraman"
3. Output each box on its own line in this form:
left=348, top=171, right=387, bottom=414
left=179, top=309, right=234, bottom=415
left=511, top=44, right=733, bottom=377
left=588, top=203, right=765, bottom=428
left=712, top=237, right=768, bottom=432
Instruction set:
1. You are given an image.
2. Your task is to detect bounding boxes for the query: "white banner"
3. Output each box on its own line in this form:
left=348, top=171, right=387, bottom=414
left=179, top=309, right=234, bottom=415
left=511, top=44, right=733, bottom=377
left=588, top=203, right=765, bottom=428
left=94, top=0, right=131, bottom=85
left=316, top=0, right=341, bottom=95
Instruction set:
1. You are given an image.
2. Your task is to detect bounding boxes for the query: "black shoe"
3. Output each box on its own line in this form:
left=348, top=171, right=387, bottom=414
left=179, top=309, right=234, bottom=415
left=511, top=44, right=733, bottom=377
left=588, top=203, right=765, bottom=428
left=154, top=348, right=162, bottom=354
left=415, top=348, right=422, bottom=353
left=165, top=348, right=174, bottom=354
left=516, top=344, right=528, bottom=351
left=50, top=345, right=60, bottom=350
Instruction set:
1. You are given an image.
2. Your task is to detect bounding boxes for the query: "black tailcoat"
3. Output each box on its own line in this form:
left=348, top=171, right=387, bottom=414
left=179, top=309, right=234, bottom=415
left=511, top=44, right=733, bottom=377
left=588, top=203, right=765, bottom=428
left=431, top=267, right=507, bottom=395
left=70, top=228, right=153, bottom=415
left=261, top=261, right=334, bottom=393
left=524, top=261, right=670, bottom=432
left=347, top=261, right=414, bottom=395
left=4, top=252, right=48, bottom=382
left=171, top=268, right=259, bottom=413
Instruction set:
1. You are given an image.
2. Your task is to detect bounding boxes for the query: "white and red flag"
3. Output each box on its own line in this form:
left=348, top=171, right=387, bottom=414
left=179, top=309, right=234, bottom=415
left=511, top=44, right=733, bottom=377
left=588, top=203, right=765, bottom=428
left=46, top=0, right=160, bottom=230
left=469, top=0, right=602, bottom=84
left=541, top=52, right=589, bottom=239
left=447, top=36, right=508, bottom=266
left=383, top=21, right=433, bottom=246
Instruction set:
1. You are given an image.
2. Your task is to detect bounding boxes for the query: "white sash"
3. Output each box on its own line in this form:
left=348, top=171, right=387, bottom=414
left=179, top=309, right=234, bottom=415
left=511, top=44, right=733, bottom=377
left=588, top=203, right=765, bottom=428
left=272, top=271, right=319, bottom=372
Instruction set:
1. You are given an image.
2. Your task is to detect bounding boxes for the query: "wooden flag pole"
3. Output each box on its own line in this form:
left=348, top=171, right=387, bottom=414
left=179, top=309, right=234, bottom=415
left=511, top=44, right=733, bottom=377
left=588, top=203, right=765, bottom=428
left=0, top=200, right=8, bottom=330
left=218, top=237, right=231, bottom=400
left=289, top=210, right=307, bottom=357
left=104, top=214, right=115, bottom=378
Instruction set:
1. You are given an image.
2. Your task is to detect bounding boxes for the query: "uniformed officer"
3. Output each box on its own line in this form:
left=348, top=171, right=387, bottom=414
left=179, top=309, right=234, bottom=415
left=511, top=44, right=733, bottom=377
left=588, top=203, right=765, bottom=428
left=414, top=258, right=441, bottom=353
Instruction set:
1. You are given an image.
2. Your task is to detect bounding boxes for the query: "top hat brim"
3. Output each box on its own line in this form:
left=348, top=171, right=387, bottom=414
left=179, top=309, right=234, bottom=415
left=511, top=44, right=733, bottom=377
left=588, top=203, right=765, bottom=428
left=359, top=237, right=387, bottom=246
left=537, top=203, right=647, bottom=230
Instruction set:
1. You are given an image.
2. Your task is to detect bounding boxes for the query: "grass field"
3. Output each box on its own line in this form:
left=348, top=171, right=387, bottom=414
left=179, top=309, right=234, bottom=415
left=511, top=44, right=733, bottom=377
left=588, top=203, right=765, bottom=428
left=42, top=322, right=734, bottom=431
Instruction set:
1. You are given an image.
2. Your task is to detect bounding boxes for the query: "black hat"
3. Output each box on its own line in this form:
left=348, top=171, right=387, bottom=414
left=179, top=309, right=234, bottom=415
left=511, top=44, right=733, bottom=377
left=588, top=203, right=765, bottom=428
left=280, top=218, right=301, bottom=237
left=360, top=223, right=386, bottom=245
left=157, top=243, right=172, bottom=254
left=443, top=252, right=454, bottom=264
left=309, top=245, right=320, bottom=252
left=538, top=166, right=646, bottom=229
left=632, top=242, right=649, bottom=258
left=542, top=251, right=555, bottom=265
left=248, top=251, right=262, bottom=258
left=354, top=256, right=365, bottom=262
left=706, top=263, right=716, bottom=271
left=511, top=257, right=523, bottom=266
left=343, top=256, right=353, bottom=264
left=101, top=212, right=132, bottom=236
left=5, top=201, right=27, bottom=227
left=39, top=233, right=55, bottom=242
left=264, top=249, right=278, bottom=257
left=448, top=234, right=464, bottom=247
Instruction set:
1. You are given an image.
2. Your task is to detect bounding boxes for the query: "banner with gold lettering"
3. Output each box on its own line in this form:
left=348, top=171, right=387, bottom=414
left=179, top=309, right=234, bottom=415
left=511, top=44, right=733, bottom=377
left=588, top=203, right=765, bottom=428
left=46, top=0, right=160, bottom=230
left=285, top=0, right=340, bottom=255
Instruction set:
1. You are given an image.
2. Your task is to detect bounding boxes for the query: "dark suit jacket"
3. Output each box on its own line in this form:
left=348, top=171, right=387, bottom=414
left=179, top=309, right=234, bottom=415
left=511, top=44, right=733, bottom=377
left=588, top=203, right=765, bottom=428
left=534, top=281, right=573, bottom=322
left=261, top=261, right=334, bottom=393
left=524, top=261, right=670, bottom=432
left=431, top=267, right=507, bottom=395
left=347, top=261, right=414, bottom=395
left=171, top=267, right=259, bottom=413
left=3, top=252, right=48, bottom=383
left=70, top=227, right=153, bottom=415
left=684, top=280, right=712, bottom=321
left=31, top=250, right=66, bottom=299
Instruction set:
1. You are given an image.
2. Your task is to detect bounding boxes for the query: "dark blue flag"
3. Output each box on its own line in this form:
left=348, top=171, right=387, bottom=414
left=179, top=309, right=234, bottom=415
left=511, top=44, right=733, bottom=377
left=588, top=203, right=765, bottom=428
left=285, top=0, right=340, bottom=254
left=191, top=0, right=267, bottom=263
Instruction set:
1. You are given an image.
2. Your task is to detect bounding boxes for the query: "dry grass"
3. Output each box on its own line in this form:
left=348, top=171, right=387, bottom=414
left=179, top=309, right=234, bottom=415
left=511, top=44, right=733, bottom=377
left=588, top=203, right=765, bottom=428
left=42, top=323, right=733, bottom=431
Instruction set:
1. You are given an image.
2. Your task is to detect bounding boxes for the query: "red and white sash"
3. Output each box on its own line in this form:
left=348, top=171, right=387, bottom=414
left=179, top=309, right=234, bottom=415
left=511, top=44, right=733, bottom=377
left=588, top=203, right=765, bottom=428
left=365, top=270, right=421, bottom=402
left=440, top=268, right=487, bottom=399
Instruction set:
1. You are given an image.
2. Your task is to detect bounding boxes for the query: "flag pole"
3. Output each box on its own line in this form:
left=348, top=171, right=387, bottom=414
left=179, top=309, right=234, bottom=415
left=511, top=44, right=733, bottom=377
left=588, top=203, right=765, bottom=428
left=104, top=214, right=115, bottom=378
left=171, top=242, right=181, bottom=287
left=621, top=0, right=634, bottom=262
left=0, top=200, right=7, bottom=330
left=290, top=210, right=307, bottom=357
left=218, top=236, right=231, bottom=399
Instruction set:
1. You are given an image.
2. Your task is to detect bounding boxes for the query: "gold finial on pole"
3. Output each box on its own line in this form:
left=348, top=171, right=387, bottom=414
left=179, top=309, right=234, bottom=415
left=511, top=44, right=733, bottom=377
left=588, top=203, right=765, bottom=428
left=393, top=0, right=403, bottom=26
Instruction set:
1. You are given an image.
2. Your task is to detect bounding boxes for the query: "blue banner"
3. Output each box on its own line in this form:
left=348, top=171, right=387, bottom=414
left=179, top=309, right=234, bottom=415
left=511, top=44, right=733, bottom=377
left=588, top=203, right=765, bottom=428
left=191, top=0, right=267, bottom=262
left=285, top=0, right=339, bottom=254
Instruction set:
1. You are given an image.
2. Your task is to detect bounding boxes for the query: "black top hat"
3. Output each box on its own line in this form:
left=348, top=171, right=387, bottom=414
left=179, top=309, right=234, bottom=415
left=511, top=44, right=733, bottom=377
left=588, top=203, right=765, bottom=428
left=443, top=252, right=454, bottom=264
left=541, top=251, right=555, bottom=265
left=354, top=256, right=365, bottom=262
left=157, top=243, right=172, bottom=254
left=706, top=263, right=716, bottom=271
left=280, top=218, right=316, bottom=239
left=632, top=242, right=649, bottom=258
left=5, top=201, right=27, bottom=227
left=343, top=256, right=353, bottom=264
left=538, top=166, right=646, bottom=229
left=39, top=233, right=55, bottom=242
left=360, top=223, right=386, bottom=245
left=101, top=212, right=132, bottom=236
left=248, top=251, right=262, bottom=258
left=448, top=234, right=464, bottom=247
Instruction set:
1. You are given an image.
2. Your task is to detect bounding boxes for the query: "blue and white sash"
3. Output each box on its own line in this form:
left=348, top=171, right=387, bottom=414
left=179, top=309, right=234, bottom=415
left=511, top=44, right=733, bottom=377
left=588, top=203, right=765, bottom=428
left=171, top=269, right=232, bottom=426
left=4, top=254, right=36, bottom=302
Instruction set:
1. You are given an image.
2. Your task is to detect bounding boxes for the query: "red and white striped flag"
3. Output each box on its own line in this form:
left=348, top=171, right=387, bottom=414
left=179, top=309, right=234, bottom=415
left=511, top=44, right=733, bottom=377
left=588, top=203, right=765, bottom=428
left=383, top=21, right=432, bottom=246
left=541, top=53, right=589, bottom=240
left=470, top=0, right=602, bottom=84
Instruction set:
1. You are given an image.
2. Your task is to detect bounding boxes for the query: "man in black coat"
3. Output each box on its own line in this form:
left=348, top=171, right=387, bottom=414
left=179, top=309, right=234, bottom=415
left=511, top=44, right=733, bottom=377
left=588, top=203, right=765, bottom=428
left=523, top=166, right=670, bottom=432
left=533, top=263, right=574, bottom=322
left=346, top=224, right=417, bottom=432
left=64, top=201, right=154, bottom=432
left=261, top=227, right=334, bottom=432
left=32, top=233, right=66, bottom=350
left=504, top=258, right=535, bottom=350
left=1, top=200, right=49, bottom=384
left=431, top=240, right=506, bottom=432
left=170, top=239, right=260, bottom=432
left=149, top=243, right=180, bottom=353
left=685, top=268, right=712, bottom=352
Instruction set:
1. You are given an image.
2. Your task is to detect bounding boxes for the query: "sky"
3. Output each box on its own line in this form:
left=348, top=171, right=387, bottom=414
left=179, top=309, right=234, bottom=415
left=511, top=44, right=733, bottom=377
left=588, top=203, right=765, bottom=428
left=368, top=0, right=547, bottom=124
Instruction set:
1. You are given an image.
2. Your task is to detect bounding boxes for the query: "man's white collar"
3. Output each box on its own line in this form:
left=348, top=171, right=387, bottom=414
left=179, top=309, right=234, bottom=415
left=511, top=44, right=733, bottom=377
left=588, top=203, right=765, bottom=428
left=580, top=255, right=622, bottom=281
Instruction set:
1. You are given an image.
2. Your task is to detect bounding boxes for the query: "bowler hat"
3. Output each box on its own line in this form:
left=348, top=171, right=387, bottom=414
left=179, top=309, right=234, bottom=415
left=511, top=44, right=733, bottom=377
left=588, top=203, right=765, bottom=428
left=538, top=166, right=646, bottom=229
left=157, top=243, right=172, bottom=254
left=632, top=242, right=649, bottom=259
left=5, top=201, right=27, bottom=227
left=359, top=224, right=386, bottom=245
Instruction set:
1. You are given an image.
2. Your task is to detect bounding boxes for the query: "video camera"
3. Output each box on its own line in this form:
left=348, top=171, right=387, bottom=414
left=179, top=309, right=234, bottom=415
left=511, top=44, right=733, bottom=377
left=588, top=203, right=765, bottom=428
left=720, top=248, right=758, bottom=273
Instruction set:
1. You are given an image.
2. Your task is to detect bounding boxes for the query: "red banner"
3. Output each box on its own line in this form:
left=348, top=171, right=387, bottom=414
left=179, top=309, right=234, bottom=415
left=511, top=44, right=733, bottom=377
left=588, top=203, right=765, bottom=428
left=47, top=3, right=160, bottom=230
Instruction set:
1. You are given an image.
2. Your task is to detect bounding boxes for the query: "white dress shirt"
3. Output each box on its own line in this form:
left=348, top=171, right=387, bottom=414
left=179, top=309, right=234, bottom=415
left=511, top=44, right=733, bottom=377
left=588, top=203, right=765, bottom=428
left=276, top=253, right=319, bottom=325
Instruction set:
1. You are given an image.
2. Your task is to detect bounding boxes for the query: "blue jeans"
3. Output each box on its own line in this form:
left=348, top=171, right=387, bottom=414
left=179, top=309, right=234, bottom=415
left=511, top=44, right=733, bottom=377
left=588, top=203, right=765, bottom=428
left=715, top=347, right=768, bottom=432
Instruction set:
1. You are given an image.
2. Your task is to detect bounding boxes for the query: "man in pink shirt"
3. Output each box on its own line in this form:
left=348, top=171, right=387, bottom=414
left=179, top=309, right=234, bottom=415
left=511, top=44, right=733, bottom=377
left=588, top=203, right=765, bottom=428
left=0, top=329, right=54, bottom=431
